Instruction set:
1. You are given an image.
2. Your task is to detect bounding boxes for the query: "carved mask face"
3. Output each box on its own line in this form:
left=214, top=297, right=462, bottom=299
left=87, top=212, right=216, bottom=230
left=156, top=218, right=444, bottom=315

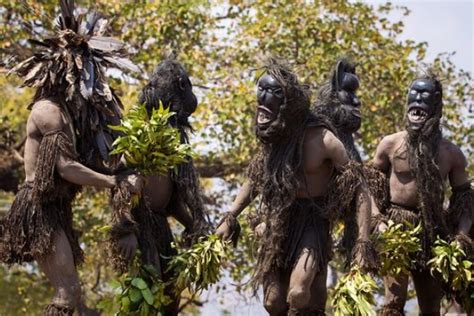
left=406, top=79, right=441, bottom=130
left=172, top=74, right=198, bottom=120
left=256, top=73, right=284, bottom=127
left=333, top=61, right=362, bottom=132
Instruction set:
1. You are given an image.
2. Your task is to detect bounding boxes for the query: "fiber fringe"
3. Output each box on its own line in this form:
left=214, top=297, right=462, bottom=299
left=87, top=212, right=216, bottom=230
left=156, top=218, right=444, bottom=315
left=43, top=304, right=74, bottom=316
left=0, top=131, right=82, bottom=265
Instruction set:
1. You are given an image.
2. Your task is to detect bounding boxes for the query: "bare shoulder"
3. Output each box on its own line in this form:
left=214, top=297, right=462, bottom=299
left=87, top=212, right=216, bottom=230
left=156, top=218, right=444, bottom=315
left=304, top=126, right=342, bottom=150
left=378, top=131, right=406, bottom=154
left=29, top=100, right=64, bottom=134
left=304, top=126, right=325, bottom=144
left=440, top=138, right=467, bottom=168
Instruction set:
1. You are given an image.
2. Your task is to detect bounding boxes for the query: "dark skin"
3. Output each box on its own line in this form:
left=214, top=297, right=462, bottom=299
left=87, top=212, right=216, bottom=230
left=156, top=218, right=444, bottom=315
left=25, top=100, right=143, bottom=315
left=372, top=79, right=471, bottom=314
left=217, top=73, right=373, bottom=314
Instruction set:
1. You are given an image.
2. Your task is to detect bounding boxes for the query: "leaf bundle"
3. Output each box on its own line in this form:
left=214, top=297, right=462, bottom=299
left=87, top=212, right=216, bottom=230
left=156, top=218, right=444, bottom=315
left=167, top=234, right=229, bottom=294
left=114, top=262, right=172, bottom=316
left=377, top=221, right=422, bottom=276
left=110, top=103, right=194, bottom=176
left=331, top=268, right=378, bottom=316
left=428, top=237, right=472, bottom=294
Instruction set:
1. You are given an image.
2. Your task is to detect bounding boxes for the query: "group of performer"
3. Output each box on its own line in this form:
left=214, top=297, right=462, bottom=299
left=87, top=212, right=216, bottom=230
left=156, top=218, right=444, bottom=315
left=0, top=1, right=472, bottom=316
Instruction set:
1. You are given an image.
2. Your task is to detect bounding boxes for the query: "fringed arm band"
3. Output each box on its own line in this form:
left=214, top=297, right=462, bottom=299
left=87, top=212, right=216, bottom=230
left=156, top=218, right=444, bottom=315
left=363, top=162, right=390, bottom=213
left=351, top=239, right=379, bottom=273
left=325, top=160, right=364, bottom=222
left=447, top=182, right=474, bottom=230
left=109, top=176, right=138, bottom=273
left=32, top=130, right=78, bottom=201
left=447, top=182, right=474, bottom=257
left=217, top=212, right=241, bottom=247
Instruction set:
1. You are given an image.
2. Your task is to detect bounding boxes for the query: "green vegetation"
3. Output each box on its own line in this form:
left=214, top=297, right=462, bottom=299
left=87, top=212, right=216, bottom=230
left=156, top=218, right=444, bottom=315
left=377, top=221, right=422, bottom=276
left=110, top=103, right=194, bottom=176
left=331, top=268, right=378, bottom=316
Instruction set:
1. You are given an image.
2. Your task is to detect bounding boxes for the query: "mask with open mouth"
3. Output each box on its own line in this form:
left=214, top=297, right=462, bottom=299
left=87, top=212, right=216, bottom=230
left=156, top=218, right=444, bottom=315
left=256, top=74, right=284, bottom=127
left=254, top=63, right=310, bottom=144
left=406, top=78, right=442, bottom=131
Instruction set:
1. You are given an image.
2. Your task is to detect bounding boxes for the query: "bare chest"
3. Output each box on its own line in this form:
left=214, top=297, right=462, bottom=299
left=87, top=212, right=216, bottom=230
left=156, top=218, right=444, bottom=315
left=390, top=140, right=451, bottom=180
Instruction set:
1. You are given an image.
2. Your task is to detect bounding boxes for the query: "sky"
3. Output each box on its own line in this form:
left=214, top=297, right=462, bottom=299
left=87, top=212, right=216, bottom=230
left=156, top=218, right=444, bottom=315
left=370, top=0, right=473, bottom=74
left=199, top=1, right=473, bottom=315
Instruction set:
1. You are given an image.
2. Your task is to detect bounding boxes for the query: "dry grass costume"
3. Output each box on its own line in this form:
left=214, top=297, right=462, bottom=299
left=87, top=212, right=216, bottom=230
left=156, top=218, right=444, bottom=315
left=312, top=58, right=379, bottom=264
left=108, top=60, right=210, bottom=315
left=217, top=59, right=375, bottom=316
left=369, top=70, right=474, bottom=315
left=0, top=1, right=139, bottom=314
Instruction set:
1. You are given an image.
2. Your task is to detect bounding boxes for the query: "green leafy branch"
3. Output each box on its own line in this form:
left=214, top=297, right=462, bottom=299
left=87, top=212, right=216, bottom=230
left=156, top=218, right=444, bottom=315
left=110, top=103, right=195, bottom=176
left=111, top=255, right=173, bottom=316
left=167, top=234, right=229, bottom=294
left=377, top=221, right=422, bottom=276
left=428, top=237, right=472, bottom=295
left=331, top=268, right=378, bottom=316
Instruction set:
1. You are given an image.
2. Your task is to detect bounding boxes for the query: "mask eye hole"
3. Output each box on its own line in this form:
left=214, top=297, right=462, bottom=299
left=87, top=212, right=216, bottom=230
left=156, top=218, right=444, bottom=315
left=409, top=89, right=417, bottom=95
left=273, top=88, right=284, bottom=98
left=421, top=92, right=431, bottom=99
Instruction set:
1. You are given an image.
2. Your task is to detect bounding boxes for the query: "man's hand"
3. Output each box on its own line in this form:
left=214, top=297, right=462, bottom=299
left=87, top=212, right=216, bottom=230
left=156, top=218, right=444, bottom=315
left=124, top=173, right=145, bottom=194
left=215, top=221, right=232, bottom=241
left=117, top=233, right=138, bottom=262
left=254, top=222, right=266, bottom=237
left=377, top=222, right=388, bottom=233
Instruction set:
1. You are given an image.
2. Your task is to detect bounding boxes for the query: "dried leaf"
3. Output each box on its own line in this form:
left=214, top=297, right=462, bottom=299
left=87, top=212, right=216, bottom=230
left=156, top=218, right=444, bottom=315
left=88, top=36, right=124, bottom=52
left=103, top=56, right=140, bottom=73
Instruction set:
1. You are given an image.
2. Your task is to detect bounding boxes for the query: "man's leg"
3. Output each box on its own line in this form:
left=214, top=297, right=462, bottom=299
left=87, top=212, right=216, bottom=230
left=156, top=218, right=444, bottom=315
left=287, top=230, right=321, bottom=313
left=381, top=274, right=409, bottom=316
left=37, top=229, right=82, bottom=315
left=263, top=269, right=289, bottom=316
left=309, top=265, right=327, bottom=314
left=412, top=269, right=443, bottom=315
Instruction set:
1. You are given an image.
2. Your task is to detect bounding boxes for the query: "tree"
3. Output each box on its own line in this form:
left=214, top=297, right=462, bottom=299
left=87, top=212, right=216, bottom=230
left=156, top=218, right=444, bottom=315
left=0, top=1, right=472, bottom=314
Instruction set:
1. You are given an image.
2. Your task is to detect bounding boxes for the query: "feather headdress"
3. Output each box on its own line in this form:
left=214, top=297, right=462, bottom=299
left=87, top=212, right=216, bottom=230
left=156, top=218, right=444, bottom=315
left=8, top=0, right=140, bottom=165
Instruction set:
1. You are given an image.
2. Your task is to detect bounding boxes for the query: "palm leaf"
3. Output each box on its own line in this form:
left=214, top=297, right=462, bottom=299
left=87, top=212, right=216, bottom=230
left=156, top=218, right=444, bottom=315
left=88, top=36, right=125, bottom=52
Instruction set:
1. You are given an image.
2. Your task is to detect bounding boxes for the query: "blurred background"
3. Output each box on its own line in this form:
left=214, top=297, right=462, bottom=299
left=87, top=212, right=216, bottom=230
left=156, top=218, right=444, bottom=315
left=0, top=0, right=472, bottom=315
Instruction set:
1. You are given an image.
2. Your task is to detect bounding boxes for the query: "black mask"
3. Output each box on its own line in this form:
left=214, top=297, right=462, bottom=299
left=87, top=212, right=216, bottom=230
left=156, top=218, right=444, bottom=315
left=256, top=73, right=284, bottom=127
left=332, top=60, right=362, bottom=132
left=406, top=79, right=441, bottom=131
left=172, top=75, right=198, bottom=120
left=140, top=60, right=198, bottom=129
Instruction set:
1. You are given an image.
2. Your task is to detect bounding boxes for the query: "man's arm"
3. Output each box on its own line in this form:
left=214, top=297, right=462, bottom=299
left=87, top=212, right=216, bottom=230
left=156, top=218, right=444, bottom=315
left=323, top=130, right=371, bottom=239
left=324, top=129, right=377, bottom=269
left=227, top=181, right=254, bottom=217
left=321, top=129, right=350, bottom=169
left=448, top=144, right=472, bottom=235
left=367, top=136, right=394, bottom=229
left=215, top=181, right=254, bottom=240
left=30, top=101, right=138, bottom=190
left=371, top=136, right=392, bottom=173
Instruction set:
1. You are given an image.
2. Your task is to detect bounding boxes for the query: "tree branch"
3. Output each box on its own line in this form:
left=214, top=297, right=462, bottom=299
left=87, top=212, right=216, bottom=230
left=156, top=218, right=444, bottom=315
left=194, top=159, right=247, bottom=178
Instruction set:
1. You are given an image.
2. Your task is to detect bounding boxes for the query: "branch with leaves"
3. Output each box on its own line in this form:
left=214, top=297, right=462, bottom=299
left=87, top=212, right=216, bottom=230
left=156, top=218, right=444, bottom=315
left=428, top=236, right=472, bottom=304
left=331, top=268, right=378, bottom=316
left=108, top=255, right=172, bottom=315
left=376, top=221, right=422, bottom=276
left=167, top=234, right=230, bottom=294
left=110, top=103, right=195, bottom=176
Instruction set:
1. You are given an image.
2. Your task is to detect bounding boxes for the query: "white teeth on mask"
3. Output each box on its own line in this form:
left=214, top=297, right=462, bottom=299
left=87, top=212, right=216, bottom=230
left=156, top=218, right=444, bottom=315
left=408, top=108, right=428, bottom=123
left=257, top=111, right=272, bottom=124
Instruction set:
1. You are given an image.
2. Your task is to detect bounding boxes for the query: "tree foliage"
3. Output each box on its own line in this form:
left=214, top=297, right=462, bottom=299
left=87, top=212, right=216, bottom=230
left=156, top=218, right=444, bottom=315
left=0, top=0, right=473, bottom=314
